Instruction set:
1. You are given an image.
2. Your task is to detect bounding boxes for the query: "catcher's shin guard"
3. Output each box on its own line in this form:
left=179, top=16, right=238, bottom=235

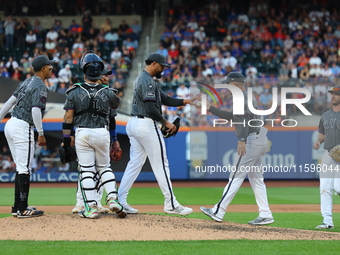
left=79, top=168, right=97, bottom=209
left=98, top=168, right=118, bottom=199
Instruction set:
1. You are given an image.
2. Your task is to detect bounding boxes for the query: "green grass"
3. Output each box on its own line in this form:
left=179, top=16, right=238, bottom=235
left=1, top=187, right=337, bottom=206
left=0, top=240, right=340, bottom=255
left=1, top=186, right=340, bottom=254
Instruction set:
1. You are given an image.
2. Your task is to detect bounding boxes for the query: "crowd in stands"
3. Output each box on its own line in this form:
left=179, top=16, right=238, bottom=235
left=0, top=11, right=142, bottom=98
left=157, top=1, right=340, bottom=127
left=0, top=8, right=142, bottom=172
left=2, top=0, right=137, bottom=16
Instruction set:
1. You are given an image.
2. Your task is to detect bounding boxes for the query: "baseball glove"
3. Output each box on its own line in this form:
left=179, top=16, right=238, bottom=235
left=110, top=141, right=123, bottom=162
left=329, top=145, right=340, bottom=162
left=161, top=117, right=180, bottom=138
left=58, top=144, right=77, bottom=164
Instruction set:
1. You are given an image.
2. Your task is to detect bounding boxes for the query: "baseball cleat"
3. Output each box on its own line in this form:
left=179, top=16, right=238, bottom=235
left=316, top=223, right=334, bottom=229
left=17, top=208, right=44, bottom=218
left=107, top=198, right=127, bottom=218
left=165, top=205, right=193, bottom=216
left=116, top=208, right=127, bottom=218
left=108, top=198, right=123, bottom=212
left=79, top=207, right=99, bottom=219
left=248, top=217, right=274, bottom=225
left=97, top=204, right=110, bottom=214
left=12, top=206, right=37, bottom=217
left=200, top=206, right=222, bottom=222
left=122, top=204, right=138, bottom=214
left=72, top=204, right=85, bottom=213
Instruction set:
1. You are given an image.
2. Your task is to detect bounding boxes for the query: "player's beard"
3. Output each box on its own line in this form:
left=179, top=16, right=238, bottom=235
left=155, top=71, right=162, bottom=79
left=331, top=96, right=340, bottom=106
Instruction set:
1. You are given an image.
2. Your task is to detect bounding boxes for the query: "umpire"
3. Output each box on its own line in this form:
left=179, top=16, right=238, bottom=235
left=118, top=52, right=194, bottom=215
left=0, top=55, right=54, bottom=218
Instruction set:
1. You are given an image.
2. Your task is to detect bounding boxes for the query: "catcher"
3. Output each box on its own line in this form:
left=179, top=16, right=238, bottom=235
left=313, top=85, right=340, bottom=230
left=61, top=52, right=125, bottom=219
left=71, top=66, right=123, bottom=214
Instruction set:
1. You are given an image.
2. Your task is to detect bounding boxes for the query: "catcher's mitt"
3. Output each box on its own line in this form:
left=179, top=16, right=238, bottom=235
left=329, top=145, right=340, bottom=162
left=110, top=141, right=123, bottom=162
left=161, top=117, right=180, bottom=138
left=59, top=145, right=77, bottom=164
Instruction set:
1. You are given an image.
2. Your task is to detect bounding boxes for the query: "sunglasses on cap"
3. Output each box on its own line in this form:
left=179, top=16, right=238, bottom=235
left=329, top=87, right=340, bottom=92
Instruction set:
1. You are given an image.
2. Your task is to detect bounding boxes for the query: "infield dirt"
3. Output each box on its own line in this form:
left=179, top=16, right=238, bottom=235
left=1, top=212, right=340, bottom=241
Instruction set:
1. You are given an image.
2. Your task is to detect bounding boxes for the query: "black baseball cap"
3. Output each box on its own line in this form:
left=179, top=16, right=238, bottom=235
left=222, top=72, right=245, bottom=83
left=328, top=86, right=340, bottom=95
left=32, top=55, right=55, bottom=71
left=101, top=67, right=113, bottom=75
left=145, top=52, right=170, bottom=67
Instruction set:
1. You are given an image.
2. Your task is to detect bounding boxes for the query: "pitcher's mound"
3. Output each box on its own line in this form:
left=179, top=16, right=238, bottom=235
left=0, top=214, right=339, bottom=241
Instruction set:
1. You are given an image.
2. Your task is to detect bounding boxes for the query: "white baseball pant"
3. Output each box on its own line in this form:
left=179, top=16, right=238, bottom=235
left=75, top=127, right=118, bottom=207
left=118, top=116, right=180, bottom=210
left=4, top=117, right=35, bottom=174
left=212, top=130, right=273, bottom=220
left=319, top=151, right=340, bottom=226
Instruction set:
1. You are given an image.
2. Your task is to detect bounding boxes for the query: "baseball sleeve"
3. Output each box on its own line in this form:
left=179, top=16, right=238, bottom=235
left=32, top=85, right=48, bottom=110
left=318, top=116, right=325, bottom=134
left=142, top=80, right=157, bottom=102
left=160, top=91, right=184, bottom=106
left=63, top=92, right=75, bottom=110
left=109, top=89, right=120, bottom=109
left=0, top=95, right=17, bottom=120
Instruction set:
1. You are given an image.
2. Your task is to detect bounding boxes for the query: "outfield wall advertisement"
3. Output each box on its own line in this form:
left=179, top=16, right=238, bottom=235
left=0, top=128, right=321, bottom=182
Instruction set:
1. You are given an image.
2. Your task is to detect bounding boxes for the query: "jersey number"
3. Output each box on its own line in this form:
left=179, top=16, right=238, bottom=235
left=91, top=99, right=101, bottom=117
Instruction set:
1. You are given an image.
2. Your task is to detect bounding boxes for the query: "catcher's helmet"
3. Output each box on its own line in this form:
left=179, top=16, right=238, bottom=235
left=222, top=72, right=245, bottom=84
left=80, top=51, right=104, bottom=80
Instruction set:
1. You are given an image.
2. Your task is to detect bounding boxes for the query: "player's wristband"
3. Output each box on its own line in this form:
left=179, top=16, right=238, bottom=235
left=38, top=131, right=44, bottom=136
left=110, top=129, right=117, bottom=142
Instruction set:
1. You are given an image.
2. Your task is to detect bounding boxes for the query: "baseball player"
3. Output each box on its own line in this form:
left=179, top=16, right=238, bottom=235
left=199, top=72, right=274, bottom=225
left=71, top=67, right=121, bottom=215
left=313, top=85, right=340, bottom=229
left=0, top=55, right=55, bottom=218
left=62, top=53, right=126, bottom=219
left=118, top=52, right=194, bottom=215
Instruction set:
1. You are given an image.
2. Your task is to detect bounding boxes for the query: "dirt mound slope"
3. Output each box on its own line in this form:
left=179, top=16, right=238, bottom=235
left=1, top=214, right=339, bottom=241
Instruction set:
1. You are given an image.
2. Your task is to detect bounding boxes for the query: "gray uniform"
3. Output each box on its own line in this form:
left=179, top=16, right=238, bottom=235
left=65, top=82, right=122, bottom=214
left=208, top=89, right=273, bottom=222
left=64, top=83, right=119, bottom=128
left=318, top=110, right=340, bottom=151
left=2, top=75, right=48, bottom=214
left=233, top=91, right=261, bottom=140
left=316, top=109, right=340, bottom=227
left=12, top=76, right=48, bottom=125
left=131, top=70, right=162, bottom=117
left=119, top=70, right=193, bottom=214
